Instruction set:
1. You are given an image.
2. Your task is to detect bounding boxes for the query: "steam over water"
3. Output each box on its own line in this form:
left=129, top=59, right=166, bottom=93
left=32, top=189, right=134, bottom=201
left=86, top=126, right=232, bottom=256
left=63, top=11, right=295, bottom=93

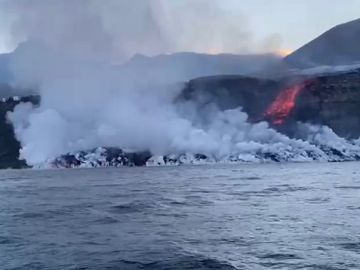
left=6, top=48, right=360, bottom=167
left=10, top=97, right=360, bottom=167
left=1, top=163, right=360, bottom=269
left=1, top=1, right=359, bottom=167
left=2, top=1, right=359, bottom=167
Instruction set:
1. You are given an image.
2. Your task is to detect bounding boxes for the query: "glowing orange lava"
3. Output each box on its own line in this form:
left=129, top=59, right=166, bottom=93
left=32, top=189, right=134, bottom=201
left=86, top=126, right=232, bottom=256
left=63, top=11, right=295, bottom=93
left=264, top=83, right=306, bottom=125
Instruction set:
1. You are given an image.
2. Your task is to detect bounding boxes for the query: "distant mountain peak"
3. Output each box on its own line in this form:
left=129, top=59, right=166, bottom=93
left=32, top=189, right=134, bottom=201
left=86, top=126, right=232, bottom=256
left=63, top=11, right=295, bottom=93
left=285, top=18, right=360, bottom=68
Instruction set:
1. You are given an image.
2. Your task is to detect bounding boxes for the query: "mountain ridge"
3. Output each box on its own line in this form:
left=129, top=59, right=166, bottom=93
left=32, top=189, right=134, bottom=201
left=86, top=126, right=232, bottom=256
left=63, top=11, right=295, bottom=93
left=286, top=18, right=360, bottom=68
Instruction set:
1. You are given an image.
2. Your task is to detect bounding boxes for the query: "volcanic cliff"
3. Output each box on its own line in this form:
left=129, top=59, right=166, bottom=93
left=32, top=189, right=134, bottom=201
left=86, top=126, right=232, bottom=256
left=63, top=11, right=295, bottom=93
left=179, top=68, right=360, bottom=138
left=1, top=68, right=360, bottom=168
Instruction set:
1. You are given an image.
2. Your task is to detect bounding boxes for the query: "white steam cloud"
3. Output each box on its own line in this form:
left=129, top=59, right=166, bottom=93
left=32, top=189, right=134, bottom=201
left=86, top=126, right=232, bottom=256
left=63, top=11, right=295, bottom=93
left=2, top=0, right=357, bottom=167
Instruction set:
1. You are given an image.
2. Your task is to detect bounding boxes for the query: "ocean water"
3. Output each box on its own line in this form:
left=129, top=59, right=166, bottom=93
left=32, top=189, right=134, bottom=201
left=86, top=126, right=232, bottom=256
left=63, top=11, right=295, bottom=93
left=1, top=163, right=360, bottom=270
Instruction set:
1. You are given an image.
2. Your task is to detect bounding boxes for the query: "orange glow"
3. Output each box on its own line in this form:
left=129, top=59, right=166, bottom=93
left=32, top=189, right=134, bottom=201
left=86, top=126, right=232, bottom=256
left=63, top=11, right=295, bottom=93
left=276, top=48, right=293, bottom=57
left=264, top=83, right=306, bottom=125
left=207, top=48, right=222, bottom=55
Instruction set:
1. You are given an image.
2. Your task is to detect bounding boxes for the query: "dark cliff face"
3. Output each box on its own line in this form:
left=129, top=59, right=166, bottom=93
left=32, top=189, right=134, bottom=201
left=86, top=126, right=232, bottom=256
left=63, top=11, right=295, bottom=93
left=178, top=69, right=360, bottom=139
left=0, top=95, right=39, bottom=169
left=289, top=69, right=360, bottom=138
left=177, top=75, right=283, bottom=121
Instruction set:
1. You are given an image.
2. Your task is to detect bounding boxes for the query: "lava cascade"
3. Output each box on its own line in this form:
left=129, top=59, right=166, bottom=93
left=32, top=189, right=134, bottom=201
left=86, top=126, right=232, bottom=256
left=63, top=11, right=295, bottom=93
left=265, top=82, right=307, bottom=125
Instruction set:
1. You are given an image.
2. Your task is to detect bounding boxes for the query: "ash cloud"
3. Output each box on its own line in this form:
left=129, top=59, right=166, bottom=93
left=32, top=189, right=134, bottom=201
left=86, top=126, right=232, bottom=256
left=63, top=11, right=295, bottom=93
left=2, top=0, right=283, bottom=60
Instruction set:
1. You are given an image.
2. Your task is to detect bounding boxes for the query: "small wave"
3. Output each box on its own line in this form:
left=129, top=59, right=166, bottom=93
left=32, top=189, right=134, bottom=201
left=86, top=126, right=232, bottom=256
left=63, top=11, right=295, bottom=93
left=0, top=235, right=19, bottom=245
left=335, top=185, right=360, bottom=190
left=305, top=197, right=330, bottom=204
left=240, top=176, right=262, bottom=180
left=15, top=212, right=45, bottom=219
left=109, top=200, right=158, bottom=215
left=106, top=256, right=238, bottom=270
left=258, top=253, right=302, bottom=260
left=338, top=242, right=360, bottom=253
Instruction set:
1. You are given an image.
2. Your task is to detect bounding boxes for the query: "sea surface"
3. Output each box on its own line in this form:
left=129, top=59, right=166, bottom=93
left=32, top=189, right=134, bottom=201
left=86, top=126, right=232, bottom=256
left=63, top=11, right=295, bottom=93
left=1, top=163, right=360, bottom=270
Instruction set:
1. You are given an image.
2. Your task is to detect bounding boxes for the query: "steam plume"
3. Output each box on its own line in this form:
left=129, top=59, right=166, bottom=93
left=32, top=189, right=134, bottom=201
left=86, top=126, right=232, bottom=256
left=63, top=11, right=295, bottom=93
left=3, top=0, right=354, bottom=167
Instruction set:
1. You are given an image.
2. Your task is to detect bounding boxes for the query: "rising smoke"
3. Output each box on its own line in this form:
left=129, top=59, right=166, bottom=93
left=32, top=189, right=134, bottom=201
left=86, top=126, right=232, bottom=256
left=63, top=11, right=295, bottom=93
left=2, top=0, right=273, bottom=61
left=2, top=0, right=356, bottom=166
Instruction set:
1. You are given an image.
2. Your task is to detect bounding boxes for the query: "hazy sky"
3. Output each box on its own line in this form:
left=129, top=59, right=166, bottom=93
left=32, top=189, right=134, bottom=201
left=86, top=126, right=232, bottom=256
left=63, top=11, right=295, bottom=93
left=221, top=0, right=360, bottom=51
left=0, top=0, right=359, bottom=55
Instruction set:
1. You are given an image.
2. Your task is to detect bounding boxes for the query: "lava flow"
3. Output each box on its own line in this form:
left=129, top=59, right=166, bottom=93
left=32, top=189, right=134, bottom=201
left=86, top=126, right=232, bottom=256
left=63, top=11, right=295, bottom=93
left=264, top=82, right=307, bottom=125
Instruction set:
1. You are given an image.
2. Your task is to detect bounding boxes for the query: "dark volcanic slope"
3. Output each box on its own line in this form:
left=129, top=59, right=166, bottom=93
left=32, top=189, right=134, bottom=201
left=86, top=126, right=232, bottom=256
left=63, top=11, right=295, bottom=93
left=0, top=95, right=39, bottom=169
left=178, top=75, right=282, bottom=120
left=286, top=18, right=360, bottom=68
left=290, top=69, right=360, bottom=138
left=0, top=97, right=25, bottom=169
left=179, top=69, right=360, bottom=138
